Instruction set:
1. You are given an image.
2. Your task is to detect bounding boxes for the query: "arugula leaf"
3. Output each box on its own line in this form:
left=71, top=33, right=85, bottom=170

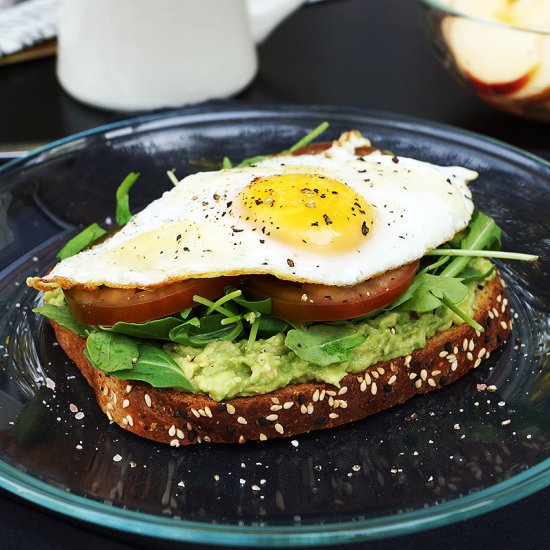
left=439, top=293, right=483, bottom=332
left=201, top=288, right=242, bottom=315
left=286, top=121, right=330, bottom=153
left=363, top=270, right=481, bottom=329
left=169, top=314, right=243, bottom=346
left=285, top=325, right=366, bottom=367
left=85, top=331, right=138, bottom=373
left=222, top=157, right=233, bottom=169
left=380, top=275, right=425, bottom=312
left=180, top=308, right=193, bottom=319
left=257, top=316, right=289, bottom=336
left=396, top=274, right=469, bottom=313
left=237, top=121, right=329, bottom=167
left=56, top=223, right=107, bottom=260
left=221, top=313, right=243, bottom=326
left=229, top=289, right=272, bottom=314
left=115, top=172, right=140, bottom=226
left=166, top=169, right=179, bottom=185
left=193, top=294, right=239, bottom=317
left=459, top=264, right=495, bottom=284
left=247, top=316, right=261, bottom=348
left=33, top=303, right=90, bottom=337
left=101, top=316, right=183, bottom=340
left=113, top=344, right=192, bottom=390
left=441, top=210, right=502, bottom=278
left=449, top=227, right=468, bottom=248
left=419, top=253, right=450, bottom=275
left=375, top=211, right=512, bottom=330
left=427, top=249, right=538, bottom=262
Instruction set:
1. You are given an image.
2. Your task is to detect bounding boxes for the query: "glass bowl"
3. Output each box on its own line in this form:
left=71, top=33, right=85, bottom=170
left=420, top=0, right=550, bottom=122
left=0, top=105, right=548, bottom=546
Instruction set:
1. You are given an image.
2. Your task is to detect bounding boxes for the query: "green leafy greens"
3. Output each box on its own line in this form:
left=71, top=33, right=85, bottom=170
left=37, top=285, right=289, bottom=388
left=285, top=325, right=366, bottom=367
left=56, top=223, right=107, bottom=260
left=55, top=171, right=141, bottom=263
left=115, top=172, right=140, bottom=226
left=84, top=331, right=192, bottom=389
left=85, top=331, right=139, bottom=373
left=230, top=121, right=330, bottom=168
left=166, top=169, right=179, bottom=185
left=361, top=210, right=538, bottom=332
left=102, top=316, right=183, bottom=340
left=33, top=302, right=90, bottom=337
left=167, top=289, right=287, bottom=348
left=440, top=210, right=502, bottom=277
left=107, top=343, right=193, bottom=390
left=37, top=130, right=539, bottom=387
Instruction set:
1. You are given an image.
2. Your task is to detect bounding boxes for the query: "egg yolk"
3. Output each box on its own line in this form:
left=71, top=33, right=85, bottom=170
left=237, top=173, right=375, bottom=252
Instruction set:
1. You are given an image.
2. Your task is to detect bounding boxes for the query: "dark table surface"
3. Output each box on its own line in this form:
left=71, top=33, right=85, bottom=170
left=1, top=1, right=548, bottom=549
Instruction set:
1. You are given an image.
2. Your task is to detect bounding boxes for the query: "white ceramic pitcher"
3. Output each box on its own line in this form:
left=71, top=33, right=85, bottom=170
left=57, top=0, right=305, bottom=111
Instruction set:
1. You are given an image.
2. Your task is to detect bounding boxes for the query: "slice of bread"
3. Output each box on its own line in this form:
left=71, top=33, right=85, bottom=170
left=50, top=273, right=512, bottom=446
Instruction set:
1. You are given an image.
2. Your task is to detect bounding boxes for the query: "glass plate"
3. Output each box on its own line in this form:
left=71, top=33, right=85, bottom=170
left=0, top=106, right=548, bottom=547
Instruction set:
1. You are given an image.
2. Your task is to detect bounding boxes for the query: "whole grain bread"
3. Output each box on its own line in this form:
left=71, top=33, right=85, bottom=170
left=50, top=273, right=512, bottom=445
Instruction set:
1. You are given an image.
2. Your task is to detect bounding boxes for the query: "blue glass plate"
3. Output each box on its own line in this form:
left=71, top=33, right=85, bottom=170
left=0, top=106, right=548, bottom=546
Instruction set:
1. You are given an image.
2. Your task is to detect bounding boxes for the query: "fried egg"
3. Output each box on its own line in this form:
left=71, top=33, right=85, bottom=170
left=28, top=131, right=476, bottom=290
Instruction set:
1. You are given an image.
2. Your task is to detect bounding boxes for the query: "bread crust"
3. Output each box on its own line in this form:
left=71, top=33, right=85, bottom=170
left=50, top=274, right=512, bottom=445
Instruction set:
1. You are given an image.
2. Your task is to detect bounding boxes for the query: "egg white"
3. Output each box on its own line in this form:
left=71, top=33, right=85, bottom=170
left=30, top=132, right=476, bottom=289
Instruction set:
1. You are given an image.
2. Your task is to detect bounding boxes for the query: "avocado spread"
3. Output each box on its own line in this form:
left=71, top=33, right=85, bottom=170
left=44, top=260, right=491, bottom=402
left=165, top=276, right=481, bottom=401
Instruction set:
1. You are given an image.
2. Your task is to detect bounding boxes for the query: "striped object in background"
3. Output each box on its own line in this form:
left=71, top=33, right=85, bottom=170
left=0, top=0, right=57, bottom=59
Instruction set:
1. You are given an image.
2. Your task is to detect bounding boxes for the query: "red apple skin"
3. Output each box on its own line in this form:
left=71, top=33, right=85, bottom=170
left=465, top=70, right=532, bottom=96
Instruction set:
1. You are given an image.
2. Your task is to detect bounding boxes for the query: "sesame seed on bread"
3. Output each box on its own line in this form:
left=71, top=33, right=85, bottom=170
left=48, top=272, right=512, bottom=445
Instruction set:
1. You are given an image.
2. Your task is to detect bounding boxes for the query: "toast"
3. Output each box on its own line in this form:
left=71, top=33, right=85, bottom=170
left=50, top=272, right=512, bottom=445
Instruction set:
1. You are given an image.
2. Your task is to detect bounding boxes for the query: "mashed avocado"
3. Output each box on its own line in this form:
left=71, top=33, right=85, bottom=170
left=43, top=260, right=491, bottom=402
left=165, top=278, right=481, bottom=401
left=44, top=286, right=65, bottom=307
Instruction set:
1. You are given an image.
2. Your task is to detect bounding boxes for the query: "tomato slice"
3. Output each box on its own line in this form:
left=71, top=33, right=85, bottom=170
left=65, top=277, right=239, bottom=326
left=244, top=262, right=419, bottom=322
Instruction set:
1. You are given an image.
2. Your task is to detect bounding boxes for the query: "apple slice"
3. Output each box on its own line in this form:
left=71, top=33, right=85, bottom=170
left=509, top=36, right=550, bottom=100
left=506, top=0, right=550, bottom=32
left=442, top=16, right=541, bottom=96
left=444, top=0, right=503, bottom=20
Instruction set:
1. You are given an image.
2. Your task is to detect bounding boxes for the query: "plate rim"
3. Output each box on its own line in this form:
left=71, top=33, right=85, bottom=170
left=1, top=104, right=549, bottom=546
left=2, top=103, right=550, bottom=183
left=0, top=457, right=548, bottom=546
